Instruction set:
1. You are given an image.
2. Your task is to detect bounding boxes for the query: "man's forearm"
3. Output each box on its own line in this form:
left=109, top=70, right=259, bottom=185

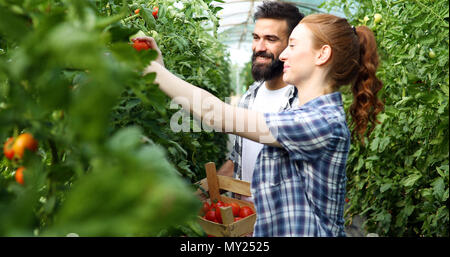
left=217, top=159, right=234, bottom=177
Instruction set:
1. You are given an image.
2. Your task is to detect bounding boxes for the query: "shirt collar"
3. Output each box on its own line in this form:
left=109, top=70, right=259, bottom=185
left=296, top=92, right=343, bottom=109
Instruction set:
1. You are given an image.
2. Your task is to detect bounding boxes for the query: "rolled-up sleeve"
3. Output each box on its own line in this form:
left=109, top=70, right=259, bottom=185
left=264, top=109, right=332, bottom=161
left=228, top=137, right=238, bottom=162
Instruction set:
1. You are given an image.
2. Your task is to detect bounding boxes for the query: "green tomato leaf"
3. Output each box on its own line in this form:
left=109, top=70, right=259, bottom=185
left=402, top=173, right=422, bottom=187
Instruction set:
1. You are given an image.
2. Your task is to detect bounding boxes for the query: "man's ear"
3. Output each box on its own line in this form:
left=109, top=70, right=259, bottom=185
left=315, top=45, right=332, bottom=66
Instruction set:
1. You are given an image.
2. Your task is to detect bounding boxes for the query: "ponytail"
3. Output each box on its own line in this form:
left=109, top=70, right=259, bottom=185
left=300, top=15, right=384, bottom=144
left=349, top=26, right=384, bottom=144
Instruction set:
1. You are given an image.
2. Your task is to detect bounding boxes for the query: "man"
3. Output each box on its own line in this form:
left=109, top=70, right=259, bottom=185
left=217, top=1, right=304, bottom=201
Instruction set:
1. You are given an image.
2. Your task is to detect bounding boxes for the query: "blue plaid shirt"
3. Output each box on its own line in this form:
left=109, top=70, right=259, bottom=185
left=252, top=92, right=350, bottom=237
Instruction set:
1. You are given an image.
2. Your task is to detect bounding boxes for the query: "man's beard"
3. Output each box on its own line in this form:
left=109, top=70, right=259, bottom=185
left=251, top=51, right=284, bottom=82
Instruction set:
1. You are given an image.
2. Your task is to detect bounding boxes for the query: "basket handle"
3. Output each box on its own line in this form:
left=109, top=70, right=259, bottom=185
left=205, top=162, right=222, bottom=203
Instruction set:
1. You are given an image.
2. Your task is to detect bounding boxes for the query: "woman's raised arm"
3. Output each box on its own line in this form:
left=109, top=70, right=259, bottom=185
left=144, top=61, right=280, bottom=147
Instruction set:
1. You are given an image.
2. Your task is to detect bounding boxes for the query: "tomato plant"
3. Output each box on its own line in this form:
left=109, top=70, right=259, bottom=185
left=0, top=0, right=230, bottom=237
left=324, top=0, right=449, bottom=236
left=117, top=0, right=231, bottom=236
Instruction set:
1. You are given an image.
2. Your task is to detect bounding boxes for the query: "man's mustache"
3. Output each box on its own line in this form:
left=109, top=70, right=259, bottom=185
left=252, top=51, right=275, bottom=61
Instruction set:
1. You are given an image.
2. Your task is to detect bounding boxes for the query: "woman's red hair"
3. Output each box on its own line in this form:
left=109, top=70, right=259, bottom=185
left=300, top=14, right=384, bottom=143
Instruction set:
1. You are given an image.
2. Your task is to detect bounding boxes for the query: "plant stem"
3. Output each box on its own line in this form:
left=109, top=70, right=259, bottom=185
left=48, top=139, right=59, bottom=164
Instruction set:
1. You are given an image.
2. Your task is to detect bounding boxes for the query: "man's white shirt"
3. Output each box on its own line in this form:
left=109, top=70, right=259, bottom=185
left=241, top=83, right=292, bottom=201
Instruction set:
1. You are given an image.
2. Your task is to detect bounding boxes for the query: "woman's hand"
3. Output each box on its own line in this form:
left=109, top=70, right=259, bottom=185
left=131, top=36, right=165, bottom=67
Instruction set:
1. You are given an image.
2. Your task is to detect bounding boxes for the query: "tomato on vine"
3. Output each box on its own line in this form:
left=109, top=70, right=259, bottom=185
left=12, top=133, right=38, bottom=159
left=374, top=13, right=382, bottom=24
left=15, top=167, right=25, bottom=185
left=3, top=137, right=15, bottom=160
left=152, top=6, right=159, bottom=19
left=428, top=49, right=436, bottom=59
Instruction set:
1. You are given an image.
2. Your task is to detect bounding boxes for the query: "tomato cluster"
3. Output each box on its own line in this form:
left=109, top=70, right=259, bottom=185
left=201, top=200, right=254, bottom=224
left=2, top=133, right=38, bottom=185
left=133, top=6, right=158, bottom=19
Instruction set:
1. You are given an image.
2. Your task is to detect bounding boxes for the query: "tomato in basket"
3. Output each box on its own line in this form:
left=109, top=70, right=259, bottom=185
left=239, top=206, right=254, bottom=218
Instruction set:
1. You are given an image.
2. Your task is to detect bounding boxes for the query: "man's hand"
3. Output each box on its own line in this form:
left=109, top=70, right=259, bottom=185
left=132, top=36, right=165, bottom=67
left=217, top=159, right=234, bottom=177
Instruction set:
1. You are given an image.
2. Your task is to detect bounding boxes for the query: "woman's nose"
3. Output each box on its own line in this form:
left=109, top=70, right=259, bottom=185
left=279, top=47, right=288, bottom=62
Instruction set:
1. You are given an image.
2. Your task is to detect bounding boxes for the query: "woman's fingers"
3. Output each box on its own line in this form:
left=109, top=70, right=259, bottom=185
left=133, top=36, right=165, bottom=67
left=146, top=37, right=158, bottom=50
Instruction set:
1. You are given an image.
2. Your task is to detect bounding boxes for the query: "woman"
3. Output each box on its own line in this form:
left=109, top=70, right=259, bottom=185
left=141, top=13, right=383, bottom=236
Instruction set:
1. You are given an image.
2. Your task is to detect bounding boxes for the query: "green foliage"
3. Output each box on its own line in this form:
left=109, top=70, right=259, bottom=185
left=45, top=127, right=200, bottom=236
left=0, top=0, right=231, bottom=236
left=113, top=0, right=232, bottom=181
left=323, top=0, right=449, bottom=236
left=239, top=60, right=254, bottom=93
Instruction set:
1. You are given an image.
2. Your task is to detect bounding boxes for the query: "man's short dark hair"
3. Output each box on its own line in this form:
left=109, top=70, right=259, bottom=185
left=254, top=1, right=305, bottom=36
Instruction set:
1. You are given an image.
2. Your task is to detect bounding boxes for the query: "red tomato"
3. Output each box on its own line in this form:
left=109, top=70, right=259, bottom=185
left=205, top=210, right=216, bottom=222
left=215, top=208, right=223, bottom=224
left=216, top=200, right=226, bottom=208
left=132, top=40, right=150, bottom=51
left=152, top=6, right=159, bottom=19
left=134, top=9, right=140, bottom=14
left=15, top=167, right=25, bottom=185
left=234, top=217, right=243, bottom=222
left=13, top=133, right=38, bottom=159
left=211, top=200, right=225, bottom=210
left=202, top=202, right=210, bottom=214
left=230, top=202, right=241, bottom=217
left=239, top=206, right=254, bottom=218
left=3, top=137, right=15, bottom=160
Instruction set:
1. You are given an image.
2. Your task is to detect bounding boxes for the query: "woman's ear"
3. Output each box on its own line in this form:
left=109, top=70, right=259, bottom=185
left=315, top=45, right=332, bottom=66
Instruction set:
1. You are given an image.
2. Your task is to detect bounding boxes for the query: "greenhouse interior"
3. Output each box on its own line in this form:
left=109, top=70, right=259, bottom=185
left=0, top=0, right=447, bottom=243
